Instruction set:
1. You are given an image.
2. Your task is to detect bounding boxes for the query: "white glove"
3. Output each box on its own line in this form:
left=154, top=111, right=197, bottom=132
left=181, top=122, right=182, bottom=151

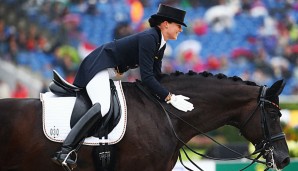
left=166, top=94, right=194, bottom=112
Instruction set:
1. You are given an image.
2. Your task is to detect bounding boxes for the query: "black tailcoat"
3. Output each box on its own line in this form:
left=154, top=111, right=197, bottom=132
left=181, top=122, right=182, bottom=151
left=73, top=27, right=169, bottom=100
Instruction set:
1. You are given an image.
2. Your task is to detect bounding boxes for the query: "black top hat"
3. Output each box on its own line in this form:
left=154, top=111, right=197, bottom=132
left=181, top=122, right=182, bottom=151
left=150, top=4, right=187, bottom=27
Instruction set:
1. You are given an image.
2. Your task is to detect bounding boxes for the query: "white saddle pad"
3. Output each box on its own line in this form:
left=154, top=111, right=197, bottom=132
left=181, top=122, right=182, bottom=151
left=40, top=80, right=127, bottom=146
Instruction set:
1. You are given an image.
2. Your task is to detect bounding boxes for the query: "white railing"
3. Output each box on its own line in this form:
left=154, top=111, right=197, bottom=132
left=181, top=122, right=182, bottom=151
left=0, top=59, right=42, bottom=98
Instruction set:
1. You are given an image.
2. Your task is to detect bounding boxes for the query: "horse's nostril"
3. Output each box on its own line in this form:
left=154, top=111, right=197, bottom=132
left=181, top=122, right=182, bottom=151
left=280, top=157, right=290, bottom=169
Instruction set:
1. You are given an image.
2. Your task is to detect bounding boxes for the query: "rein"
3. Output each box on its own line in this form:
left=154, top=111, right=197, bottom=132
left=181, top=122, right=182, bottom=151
left=135, top=81, right=285, bottom=171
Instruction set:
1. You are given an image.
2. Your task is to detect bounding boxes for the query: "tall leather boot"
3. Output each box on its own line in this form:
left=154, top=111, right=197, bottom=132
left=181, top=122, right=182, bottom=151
left=51, top=103, right=102, bottom=169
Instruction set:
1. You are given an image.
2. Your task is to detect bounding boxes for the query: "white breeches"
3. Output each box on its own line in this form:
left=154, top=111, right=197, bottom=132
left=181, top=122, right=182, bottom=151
left=86, top=68, right=116, bottom=117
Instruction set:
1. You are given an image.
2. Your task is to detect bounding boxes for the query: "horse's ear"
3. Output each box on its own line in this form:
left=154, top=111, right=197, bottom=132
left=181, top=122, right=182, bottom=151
left=267, top=79, right=286, bottom=96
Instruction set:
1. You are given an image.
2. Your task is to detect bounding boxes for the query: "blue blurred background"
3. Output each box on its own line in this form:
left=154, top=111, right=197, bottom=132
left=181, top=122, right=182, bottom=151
left=0, top=0, right=297, bottom=98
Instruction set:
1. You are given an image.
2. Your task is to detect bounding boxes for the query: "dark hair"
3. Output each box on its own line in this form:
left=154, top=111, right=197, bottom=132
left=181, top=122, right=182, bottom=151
left=148, top=17, right=165, bottom=27
left=148, top=17, right=175, bottom=27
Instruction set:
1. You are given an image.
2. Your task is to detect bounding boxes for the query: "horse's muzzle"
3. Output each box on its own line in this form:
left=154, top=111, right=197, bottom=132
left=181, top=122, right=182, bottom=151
left=265, top=151, right=290, bottom=169
left=275, top=156, right=290, bottom=169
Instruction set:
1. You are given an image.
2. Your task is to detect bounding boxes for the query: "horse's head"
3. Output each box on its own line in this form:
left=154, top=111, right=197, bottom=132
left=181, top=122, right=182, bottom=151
left=160, top=72, right=290, bottom=170
left=239, top=80, right=290, bottom=169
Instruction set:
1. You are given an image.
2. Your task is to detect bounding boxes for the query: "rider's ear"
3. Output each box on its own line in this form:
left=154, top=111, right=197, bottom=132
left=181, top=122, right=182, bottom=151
left=267, top=79, right=286, bottom=96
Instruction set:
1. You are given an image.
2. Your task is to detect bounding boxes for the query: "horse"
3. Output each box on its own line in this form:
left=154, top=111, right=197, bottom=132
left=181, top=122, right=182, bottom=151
left=0, top=71, right=290, bottom=171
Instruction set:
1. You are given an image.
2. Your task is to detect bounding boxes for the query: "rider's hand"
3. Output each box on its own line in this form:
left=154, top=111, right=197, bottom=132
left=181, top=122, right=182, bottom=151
left=166, top=94, right=194, bottom=112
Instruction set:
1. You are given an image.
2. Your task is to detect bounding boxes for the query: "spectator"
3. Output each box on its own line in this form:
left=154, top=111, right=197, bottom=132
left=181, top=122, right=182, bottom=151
left=16, top=28, right=28, bottom=51
left=206, top=55, right=221, bottom=71
left=113, top=21, right=134, bottom=40
left=25, top=24, right=39, bottom=51
left=175, top=39, right=204, bottom=72
left=11, top=81, right=29, bottom=98
left=129, top=0, right=144, bottom=24
left=6, top=32, right=19, bottom=63
left=204, top=1, right=238, bottom=32
left=85, top=0, right=98, bottom=15
left=0, top=18, right=9, bottom=57
left=78, top=41, right=96, bottom=60
left=270, top=56, right=291, bottom=79
left=253, top=47, right=274, bottom=77
left=192, top=19, right=208, bottom=36
left=288, top=21, right=298, bottom=43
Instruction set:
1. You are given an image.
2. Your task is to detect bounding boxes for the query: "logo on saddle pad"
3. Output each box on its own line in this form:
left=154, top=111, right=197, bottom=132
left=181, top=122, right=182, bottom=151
left=40, top=80, right=127, bottom=146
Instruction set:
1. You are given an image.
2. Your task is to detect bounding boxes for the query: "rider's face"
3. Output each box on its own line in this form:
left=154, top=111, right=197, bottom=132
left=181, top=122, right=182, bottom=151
left=163, top=22, right=183, bottom=40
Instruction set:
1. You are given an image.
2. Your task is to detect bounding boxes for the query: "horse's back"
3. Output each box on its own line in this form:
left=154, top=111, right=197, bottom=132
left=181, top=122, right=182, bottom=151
left=0, top=98, right=42, bottom=136
left=0, top=98, right=42, bottom=137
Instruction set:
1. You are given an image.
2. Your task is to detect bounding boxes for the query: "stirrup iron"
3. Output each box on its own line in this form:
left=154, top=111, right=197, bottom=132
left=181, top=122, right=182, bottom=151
left=61, top=150, right=77, bottom=171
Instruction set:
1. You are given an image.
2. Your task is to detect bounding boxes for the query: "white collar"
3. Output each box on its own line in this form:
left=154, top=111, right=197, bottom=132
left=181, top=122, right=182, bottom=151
left=159, top=33, right=166, bottom=50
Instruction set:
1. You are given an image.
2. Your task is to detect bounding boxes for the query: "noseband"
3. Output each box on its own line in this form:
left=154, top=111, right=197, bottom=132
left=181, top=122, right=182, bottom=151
left=239, top=86, right=285, bottom=170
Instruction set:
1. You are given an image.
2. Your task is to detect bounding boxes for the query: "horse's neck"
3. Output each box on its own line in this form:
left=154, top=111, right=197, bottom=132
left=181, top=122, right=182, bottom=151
left=163, top=77, right=260, bottom=143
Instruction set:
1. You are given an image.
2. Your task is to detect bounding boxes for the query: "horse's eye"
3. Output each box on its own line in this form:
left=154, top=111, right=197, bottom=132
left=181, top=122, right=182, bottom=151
left=272, top=115, right=280, bottom=121
left=268, top=109, right=280, bottom=119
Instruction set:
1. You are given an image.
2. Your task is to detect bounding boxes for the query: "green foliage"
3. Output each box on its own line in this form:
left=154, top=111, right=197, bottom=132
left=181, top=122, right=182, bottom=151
left=179, top=148, right=205, bottom=161
left=284, top=125, right=298, bottom=141
left=280, top=103, right=298, bottom=110
left=215, top=126, right=246, bottom=142
left=287, top=140, right=298, bottom=157
left=207, top=125, right=247, bottom=143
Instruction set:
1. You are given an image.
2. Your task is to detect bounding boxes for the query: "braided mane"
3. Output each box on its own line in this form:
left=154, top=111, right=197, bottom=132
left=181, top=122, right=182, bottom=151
left=165, top=70, right=258, bottom=86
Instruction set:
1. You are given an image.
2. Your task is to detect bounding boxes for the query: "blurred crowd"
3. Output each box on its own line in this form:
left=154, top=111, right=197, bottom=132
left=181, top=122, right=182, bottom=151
left=0, top=79, right=29, bottom=98
left=0, top=0, right=298, bottom=98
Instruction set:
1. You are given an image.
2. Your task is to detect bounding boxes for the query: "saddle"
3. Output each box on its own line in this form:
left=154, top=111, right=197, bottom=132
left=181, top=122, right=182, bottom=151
left=49, top=70, right=121, bottom=139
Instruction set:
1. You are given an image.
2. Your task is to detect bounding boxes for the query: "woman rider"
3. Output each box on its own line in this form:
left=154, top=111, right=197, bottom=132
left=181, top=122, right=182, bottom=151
left=52, top=4, right=194, bottom=168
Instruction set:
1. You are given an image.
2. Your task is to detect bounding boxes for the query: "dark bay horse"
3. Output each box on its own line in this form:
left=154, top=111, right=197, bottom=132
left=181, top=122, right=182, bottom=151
left=0, top=71, right=290, bottom=171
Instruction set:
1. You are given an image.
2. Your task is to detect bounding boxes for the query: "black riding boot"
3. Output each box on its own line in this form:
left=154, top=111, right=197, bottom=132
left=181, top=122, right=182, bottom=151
left=51, top=103, right=102, bottom=169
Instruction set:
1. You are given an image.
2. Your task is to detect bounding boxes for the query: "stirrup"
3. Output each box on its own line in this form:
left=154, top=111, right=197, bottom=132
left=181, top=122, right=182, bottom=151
left=62, top=164, right=75, bottom=171
left=61, top=150, right=78, bottom=171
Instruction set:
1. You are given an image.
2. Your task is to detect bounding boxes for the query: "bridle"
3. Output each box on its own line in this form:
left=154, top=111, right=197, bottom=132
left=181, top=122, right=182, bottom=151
left=136, top=82, right=285, bottom=171
left=238, top=86, right=285, bottom=170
